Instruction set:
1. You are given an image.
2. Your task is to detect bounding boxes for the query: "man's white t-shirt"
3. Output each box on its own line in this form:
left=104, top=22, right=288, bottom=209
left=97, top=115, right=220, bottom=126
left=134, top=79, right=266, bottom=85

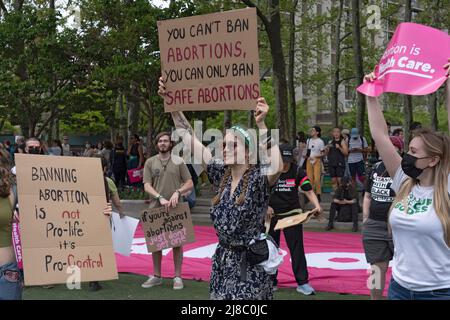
left=390, top=167, right=450, bottom=291
left=306, top=138, right=325, bottom=164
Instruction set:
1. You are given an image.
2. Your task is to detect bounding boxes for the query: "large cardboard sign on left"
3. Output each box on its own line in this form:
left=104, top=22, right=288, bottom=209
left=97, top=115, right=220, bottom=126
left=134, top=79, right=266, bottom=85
left=15, top=154, right=118, bottom=286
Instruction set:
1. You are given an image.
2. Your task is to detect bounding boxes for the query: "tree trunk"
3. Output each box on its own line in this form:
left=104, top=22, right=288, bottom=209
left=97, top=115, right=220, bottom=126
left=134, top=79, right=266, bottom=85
left=268, top=0, right=289, bottom=141
left=241, top=0, right=289, bottom=140
left=288, top=0, right=299, bottom=144
left=48, top=118, right=54, bottom=144
left=331, top=0, right=344, bottom=128
left=316, top=3, right=323, bottom=118
left=247, top=111, right=254, bottom=129
left=403, top=0, right=413, bottom=147
left=145, top=85, right=155, bottom=157
left=352, top=0, right=366, bottom=135
left=127, top=92, right=140, bottom=141
left=224, top=111, right=232, bottom=130
left=300, top=1, right=309, bottom=125
left=427, top=0, right=440, bottom=131
left=118, top=93, right=127, bottom=142
left=428, top=93, right=438, bottom=131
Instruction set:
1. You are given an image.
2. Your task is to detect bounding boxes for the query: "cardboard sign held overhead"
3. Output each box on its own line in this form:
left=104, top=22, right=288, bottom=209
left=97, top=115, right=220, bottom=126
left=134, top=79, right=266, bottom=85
left=158, top=8, right=260, bottom=112
left=140, top=202, right=195, bottom=253
left=15, top=154, right=118, bottom=286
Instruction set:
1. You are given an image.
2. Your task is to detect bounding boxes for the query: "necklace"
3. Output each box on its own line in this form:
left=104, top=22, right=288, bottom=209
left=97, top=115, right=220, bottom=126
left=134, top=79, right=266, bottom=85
left=159, top=155, right=171, bottom=171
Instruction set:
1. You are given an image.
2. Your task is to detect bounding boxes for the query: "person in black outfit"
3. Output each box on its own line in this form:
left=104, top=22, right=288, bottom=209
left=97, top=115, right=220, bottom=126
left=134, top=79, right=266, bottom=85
left=127, top=134, right=145, bottom=170
left=267, top=143, right=322, bottom=296
left=326, top=175, right=359, bottom=232
left=185, top=164, right=198, bottom=209
left=324, top=127, right=349, bottom=191
left=362, top=137, right=399, bottom=300
left=111, top=136, right=127, bottom=189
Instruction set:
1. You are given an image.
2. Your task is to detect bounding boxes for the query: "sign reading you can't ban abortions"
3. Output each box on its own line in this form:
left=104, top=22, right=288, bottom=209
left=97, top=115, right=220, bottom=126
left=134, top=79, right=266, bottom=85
left=15, top=154, right=118, bottom=286
left=158, top=8, right=260, bottom=112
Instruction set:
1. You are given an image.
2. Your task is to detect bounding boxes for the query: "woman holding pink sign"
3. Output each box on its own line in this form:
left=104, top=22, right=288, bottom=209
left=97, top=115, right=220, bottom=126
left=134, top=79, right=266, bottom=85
left=362, top=59, right=450, bottom=300
left=0, top=156, right=22, bottom=300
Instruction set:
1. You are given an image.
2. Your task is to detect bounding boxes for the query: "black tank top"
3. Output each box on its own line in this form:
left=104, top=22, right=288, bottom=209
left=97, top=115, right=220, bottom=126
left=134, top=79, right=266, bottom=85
left=130, top=144, right=139, bottom=157
left=327, top=139, right=346, bottom=167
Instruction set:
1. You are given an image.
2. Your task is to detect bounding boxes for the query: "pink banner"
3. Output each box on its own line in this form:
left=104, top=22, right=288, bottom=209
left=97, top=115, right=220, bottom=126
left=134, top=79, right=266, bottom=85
left=116, top=225, right=392, bottom=296
left=357, top=23, right=450, bottom=97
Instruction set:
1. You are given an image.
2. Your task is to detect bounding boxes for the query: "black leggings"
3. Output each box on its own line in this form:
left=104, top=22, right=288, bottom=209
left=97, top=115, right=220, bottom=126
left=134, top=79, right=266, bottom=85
left=113, top=168, right=127, bottom=189
left=269, top=216, right=309, bottom=286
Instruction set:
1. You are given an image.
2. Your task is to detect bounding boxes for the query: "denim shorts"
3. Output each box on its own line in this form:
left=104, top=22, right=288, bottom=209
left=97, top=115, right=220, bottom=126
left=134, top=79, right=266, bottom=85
left=0, top=262, right=23, bottom=300
left=348, top=160, right=366, bottom=178
left=388, top=279, right=450, bottom=300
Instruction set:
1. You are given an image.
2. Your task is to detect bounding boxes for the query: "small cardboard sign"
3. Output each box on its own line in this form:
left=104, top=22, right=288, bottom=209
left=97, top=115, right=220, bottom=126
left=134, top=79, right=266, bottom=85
left=158, top=8, right=260, bottom=111
left=357, top=23, right=450, bottom=97
left=140, top=202, right=195, bottom=252
left=15, top=154, right=118, bottom=286
left=274, top=210, right=317, bottom=231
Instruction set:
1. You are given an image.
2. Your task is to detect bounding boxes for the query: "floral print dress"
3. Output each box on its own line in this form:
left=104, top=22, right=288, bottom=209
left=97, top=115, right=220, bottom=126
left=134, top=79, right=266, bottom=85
left=207, top=159, right=272, bottom=300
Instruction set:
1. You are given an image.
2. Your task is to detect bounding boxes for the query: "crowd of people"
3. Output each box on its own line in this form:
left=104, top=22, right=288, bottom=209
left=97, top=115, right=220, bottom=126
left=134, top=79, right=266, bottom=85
left=0, top=59, right=449, bottom=301
left=1, top=134, right=151, bottom=191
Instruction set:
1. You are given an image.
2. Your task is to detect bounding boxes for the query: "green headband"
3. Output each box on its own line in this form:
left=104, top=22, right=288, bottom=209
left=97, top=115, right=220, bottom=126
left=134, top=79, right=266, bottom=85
left=231, top=125, right=252, bottom=148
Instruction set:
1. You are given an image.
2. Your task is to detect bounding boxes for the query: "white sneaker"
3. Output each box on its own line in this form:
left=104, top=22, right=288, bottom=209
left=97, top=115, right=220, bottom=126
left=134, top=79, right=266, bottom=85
left=296, top=283, right=315, bottom=296
left=141, top=275, right=162, bottom=288
left=173, top=277, right=184, bottom=290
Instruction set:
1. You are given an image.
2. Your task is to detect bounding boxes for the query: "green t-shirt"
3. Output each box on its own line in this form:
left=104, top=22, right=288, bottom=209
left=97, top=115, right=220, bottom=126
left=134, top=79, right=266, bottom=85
left=143, top=155, right=191, bottom=207
left=106, top=177, right=118, bottom=199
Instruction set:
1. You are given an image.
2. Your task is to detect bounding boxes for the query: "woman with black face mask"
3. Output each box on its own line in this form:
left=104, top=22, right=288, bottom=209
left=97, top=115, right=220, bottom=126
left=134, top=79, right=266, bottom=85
left=362, top=60, right=450, bottom=300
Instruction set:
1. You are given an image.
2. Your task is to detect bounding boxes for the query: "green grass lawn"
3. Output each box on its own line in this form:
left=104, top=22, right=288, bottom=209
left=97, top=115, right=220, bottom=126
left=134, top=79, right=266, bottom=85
left=23, top=273, right=368, bottom=300
left=23, top=218, right=366, bottom=300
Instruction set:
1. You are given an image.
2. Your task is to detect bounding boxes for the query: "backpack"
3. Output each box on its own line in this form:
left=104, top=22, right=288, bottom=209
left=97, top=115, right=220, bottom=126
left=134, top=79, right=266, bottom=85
left=349, top=136, right=368, bottom=161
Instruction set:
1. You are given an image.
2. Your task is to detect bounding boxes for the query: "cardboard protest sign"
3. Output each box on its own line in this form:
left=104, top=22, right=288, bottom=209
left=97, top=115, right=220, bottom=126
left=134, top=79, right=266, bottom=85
left=358, top=23, right=450, bottom=97
left=140, top=202, right=195, bottom=252
left=15, top=154, right=118, bottom=286
left=158, top=8, right=260, bottom=112
left=274, top=210, right=317, bottom=231
left=111, top=212, right=139, bottom=256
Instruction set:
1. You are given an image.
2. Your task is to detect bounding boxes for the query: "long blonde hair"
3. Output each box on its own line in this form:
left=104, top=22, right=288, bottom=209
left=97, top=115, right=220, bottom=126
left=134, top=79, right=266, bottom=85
left=212, top=165, right=255, bottom=206
left=390, top=129, right=450, bottom=246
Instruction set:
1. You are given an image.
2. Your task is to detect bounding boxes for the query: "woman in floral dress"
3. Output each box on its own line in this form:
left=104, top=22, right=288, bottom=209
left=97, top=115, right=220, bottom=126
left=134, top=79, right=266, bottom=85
left=158, top=78, right=283, bottom=300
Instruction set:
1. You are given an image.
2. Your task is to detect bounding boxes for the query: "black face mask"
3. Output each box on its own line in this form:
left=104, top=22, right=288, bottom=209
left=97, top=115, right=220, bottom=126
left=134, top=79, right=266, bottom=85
left=401, top=153, right=430, bottom=179
left=28, top=147, right=41, bottom=155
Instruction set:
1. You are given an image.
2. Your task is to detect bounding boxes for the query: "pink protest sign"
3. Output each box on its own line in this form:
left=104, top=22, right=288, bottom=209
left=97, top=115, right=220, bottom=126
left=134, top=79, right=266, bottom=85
left=12, top=222, right=23, bottom=269
left=358, top=23, right=450, bottom=97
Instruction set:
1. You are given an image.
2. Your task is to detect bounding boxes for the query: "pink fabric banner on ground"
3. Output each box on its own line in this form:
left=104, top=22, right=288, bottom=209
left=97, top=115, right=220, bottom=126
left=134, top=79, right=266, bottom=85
left=116, top=225, right=392, bottom=296
left=357, top=22, right=450, bottom=97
